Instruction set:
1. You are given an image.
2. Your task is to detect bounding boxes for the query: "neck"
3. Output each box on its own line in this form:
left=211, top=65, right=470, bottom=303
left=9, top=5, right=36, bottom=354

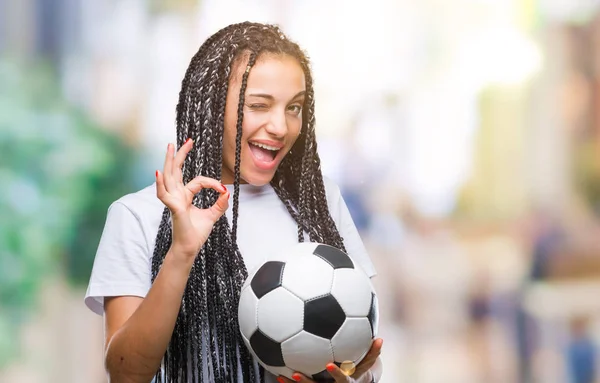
left=220, top=167, right=247, bottom=185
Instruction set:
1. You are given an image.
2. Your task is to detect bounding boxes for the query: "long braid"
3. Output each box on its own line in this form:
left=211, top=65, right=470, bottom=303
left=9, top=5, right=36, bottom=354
left=151, top=22, right=346, bottom=382
left=231, top=51, right=256, bottom=245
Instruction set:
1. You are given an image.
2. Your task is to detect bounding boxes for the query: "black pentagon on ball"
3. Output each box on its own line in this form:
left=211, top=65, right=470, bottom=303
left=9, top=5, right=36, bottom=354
left=313, top=244, right=354, bottom=269
left=304, top=294, right=346, bottom=340
left=251, top=261, right=286, bottom=299
left=311, top=362, right=341, bottom=382
left=249, top=329, right=285, bottom=367
left=368, top=293, right=379, bottom=336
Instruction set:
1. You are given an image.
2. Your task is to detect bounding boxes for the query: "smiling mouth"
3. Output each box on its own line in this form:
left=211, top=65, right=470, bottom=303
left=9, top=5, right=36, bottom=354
left=248, top=141, right=281, bottom=162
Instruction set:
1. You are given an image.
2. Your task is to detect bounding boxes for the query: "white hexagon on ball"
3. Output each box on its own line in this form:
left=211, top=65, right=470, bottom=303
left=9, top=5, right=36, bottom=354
left=281, top=331, right=334, bottom=375
left=238, top=286, right=258, bottom=340
left=331, top=268, right=373, bottom=317
left=282, top=253, right=334, bottom=301
left=331, top=317, right=373, bottom=363
left=257, top=287, right=304, bottom=343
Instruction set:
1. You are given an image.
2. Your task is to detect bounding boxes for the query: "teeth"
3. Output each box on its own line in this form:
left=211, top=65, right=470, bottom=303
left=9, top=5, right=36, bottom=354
left=250, top=142, right=280, bottom=151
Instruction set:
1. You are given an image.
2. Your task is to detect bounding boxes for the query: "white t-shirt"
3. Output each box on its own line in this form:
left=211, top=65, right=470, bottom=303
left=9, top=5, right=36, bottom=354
left=85, top=177, right=376, bottom=381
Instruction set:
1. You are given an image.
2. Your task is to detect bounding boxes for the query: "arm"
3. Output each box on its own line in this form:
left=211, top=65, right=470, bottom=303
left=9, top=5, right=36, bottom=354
left=103, top=139, right=229, bottom=382
left=104, top=249, right=194, bottom=382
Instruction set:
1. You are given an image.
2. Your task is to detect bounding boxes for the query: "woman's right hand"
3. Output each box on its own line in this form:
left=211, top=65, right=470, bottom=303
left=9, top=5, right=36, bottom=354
left=156, top=139, right=230, bottom=259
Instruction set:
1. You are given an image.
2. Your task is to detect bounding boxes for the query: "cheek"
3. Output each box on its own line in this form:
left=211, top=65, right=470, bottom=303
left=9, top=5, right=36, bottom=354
left=289, top=117, right=303, bottom=144
left=239, top=113, right=263, bottom=140
left=223, top=112, right=253, bottom=162
left=223, top=106, right=239, bottom=149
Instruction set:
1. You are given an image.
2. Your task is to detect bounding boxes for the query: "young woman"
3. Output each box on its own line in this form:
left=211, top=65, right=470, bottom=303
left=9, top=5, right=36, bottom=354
left=85, top=22, right=383, bottom=383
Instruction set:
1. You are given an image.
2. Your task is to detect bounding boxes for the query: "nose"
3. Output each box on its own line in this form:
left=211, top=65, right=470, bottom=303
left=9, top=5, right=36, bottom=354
left=264, top=109, right=288, bottom=138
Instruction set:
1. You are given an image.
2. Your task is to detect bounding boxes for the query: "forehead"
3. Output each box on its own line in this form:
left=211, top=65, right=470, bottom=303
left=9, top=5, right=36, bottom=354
left=232, top=53, right=306, bottom=93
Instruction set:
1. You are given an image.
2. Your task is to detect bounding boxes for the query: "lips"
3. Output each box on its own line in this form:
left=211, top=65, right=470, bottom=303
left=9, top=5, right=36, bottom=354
left=247, top=140, right=284, bottom=170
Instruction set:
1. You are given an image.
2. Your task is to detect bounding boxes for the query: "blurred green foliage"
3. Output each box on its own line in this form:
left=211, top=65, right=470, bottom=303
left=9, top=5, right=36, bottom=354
left=0, top=59, right=138, bottom=367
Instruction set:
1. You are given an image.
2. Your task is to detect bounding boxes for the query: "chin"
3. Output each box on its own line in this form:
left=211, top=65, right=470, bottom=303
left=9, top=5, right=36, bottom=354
left=241, top=170, right=276, bottom=186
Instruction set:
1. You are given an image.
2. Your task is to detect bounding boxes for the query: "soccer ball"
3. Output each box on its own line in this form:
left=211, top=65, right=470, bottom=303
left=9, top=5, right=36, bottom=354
left=238, top=242, right=379, bottom=381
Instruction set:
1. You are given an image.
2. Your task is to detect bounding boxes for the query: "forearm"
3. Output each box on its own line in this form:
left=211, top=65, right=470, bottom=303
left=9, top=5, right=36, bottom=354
left=105, top=249, right=194, bottom=382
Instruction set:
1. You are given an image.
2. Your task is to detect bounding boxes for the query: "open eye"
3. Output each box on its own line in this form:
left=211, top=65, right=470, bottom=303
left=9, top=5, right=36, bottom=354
left=287, top=104, right=302, bottom=115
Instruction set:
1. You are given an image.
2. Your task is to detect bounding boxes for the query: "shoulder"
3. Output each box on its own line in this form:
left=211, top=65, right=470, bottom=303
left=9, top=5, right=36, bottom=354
left=322, top=175, right=343, bottom=204
left=321, top=176, right=377, bottom=278
left=101, top=183, right=164, bottom=243
left=321, top=176, right=348, bottom=227
left=109, top=183, right=163, bottom=221
left=85, top=184, right=161, bottom=315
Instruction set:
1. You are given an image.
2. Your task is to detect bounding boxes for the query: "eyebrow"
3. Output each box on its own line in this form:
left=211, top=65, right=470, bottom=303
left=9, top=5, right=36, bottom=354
left=246, top=91, right=306, bottom=101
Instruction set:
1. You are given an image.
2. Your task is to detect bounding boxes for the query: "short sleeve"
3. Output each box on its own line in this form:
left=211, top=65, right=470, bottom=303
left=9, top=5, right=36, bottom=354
left=84, top=201, right=152, bottom=315
left=325, top=179, right=377, bottom=278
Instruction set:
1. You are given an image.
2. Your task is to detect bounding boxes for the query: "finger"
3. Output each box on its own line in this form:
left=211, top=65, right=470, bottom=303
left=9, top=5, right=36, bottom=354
left=172, top=138, right=194, bottom=180
left=208, top=187, right=230, bottom=221
left=367, top=338, right=383, bottom=360
left=184, top=176, right=229, bottom=221
left=185, top=176, right=227, bottom=196
left=291, top=372, right=315, bottom=383
left=360, top=338, right=383, bottom=365
left=155, top=169, right=180, bottom=211
left=277, top=376, right=295, bottom=383
left=163, top=143, right=176, bottom=191
left=322, top=365, right=349, bottom=383
left=156, top=170, right=167, bottom=199
left=354, top=338, right=383, bottom=376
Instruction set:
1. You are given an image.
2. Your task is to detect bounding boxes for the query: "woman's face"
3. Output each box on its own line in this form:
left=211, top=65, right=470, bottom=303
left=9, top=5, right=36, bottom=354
left=221, top=53, right=306, bottom=186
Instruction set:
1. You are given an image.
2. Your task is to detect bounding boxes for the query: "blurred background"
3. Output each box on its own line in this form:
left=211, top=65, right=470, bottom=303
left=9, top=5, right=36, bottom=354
left=2, top=0, right=600, bottom=382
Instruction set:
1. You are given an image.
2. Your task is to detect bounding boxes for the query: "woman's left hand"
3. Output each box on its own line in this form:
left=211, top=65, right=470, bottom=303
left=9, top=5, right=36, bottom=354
left=277, top=338, right=383, bottom=383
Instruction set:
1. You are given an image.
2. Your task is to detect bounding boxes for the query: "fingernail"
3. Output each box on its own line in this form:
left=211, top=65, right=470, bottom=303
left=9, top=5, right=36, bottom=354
left=167, top=143, right=171, bottom=150
left=277, top=378, right=285, bottom=383
left=185, top=138, right=192, bottom=145
left=221, top=184, right=227, bottom=192
left=292, top=373, right=301, bottom=382
left=155, top=170, right=158, bottom=178
left=326, top=364, right=336, bottom=372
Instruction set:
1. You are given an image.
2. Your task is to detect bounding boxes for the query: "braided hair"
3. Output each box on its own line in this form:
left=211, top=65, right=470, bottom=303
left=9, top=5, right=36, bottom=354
left=151, top=22, right=347, bottom=382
